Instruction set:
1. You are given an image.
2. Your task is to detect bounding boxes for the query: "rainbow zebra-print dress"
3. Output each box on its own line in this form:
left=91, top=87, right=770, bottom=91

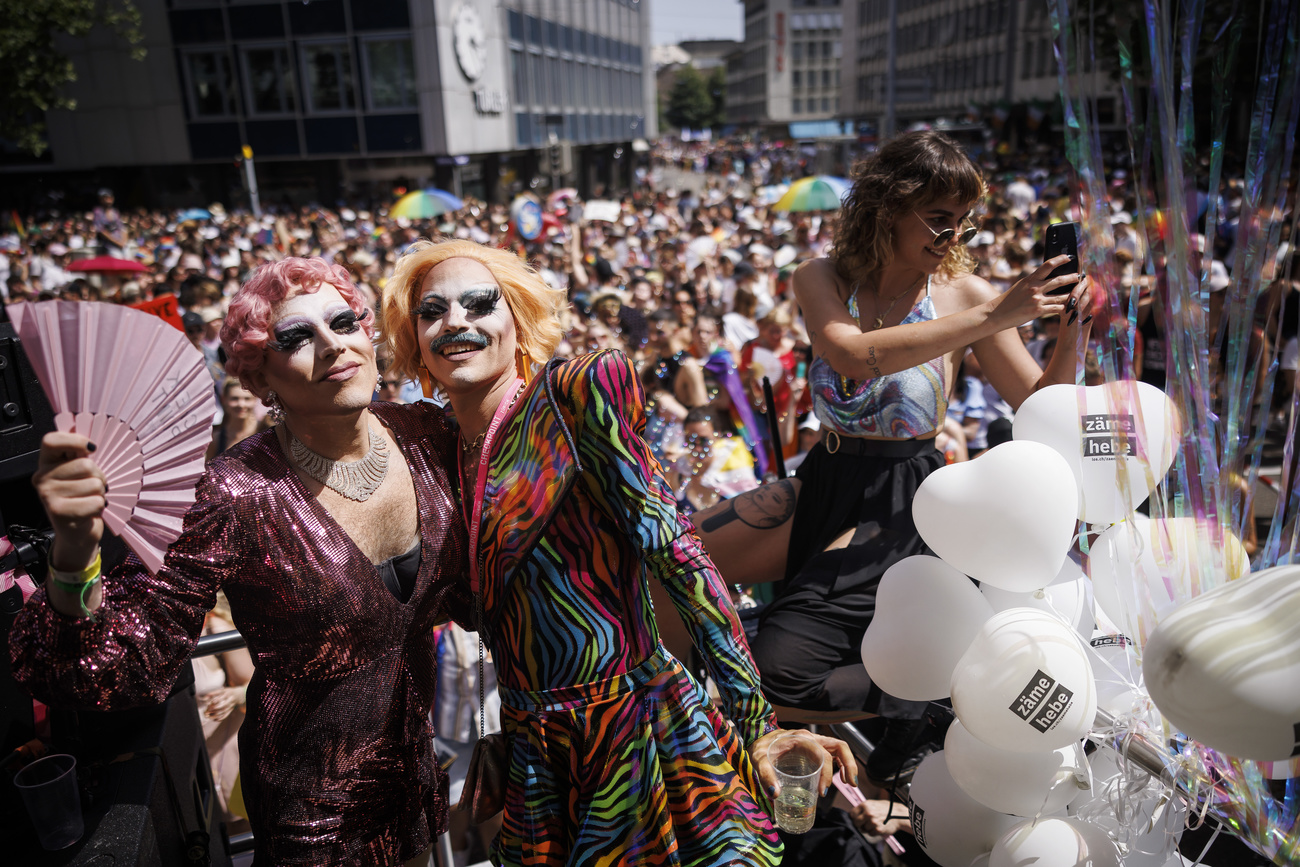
left=467, top=350, right=782, bottom=866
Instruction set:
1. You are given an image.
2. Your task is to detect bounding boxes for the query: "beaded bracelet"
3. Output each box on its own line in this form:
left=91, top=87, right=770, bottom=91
left=48, top=551, right=102, bottom=621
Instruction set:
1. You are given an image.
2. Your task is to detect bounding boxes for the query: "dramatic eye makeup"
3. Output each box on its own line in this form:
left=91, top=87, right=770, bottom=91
left=268, top=305, right=366, bottom=352
left=414, top=285, right=501, bottom=320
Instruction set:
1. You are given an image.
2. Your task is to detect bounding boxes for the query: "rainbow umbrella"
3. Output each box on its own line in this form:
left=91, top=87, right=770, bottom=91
left=773, top=176, right=852, bottom=212
left=390, top=188, right=465, bottom=219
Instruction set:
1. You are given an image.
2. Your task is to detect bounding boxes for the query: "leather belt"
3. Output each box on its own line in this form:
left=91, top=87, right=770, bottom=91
left=821, top=429, right=933, bottom=458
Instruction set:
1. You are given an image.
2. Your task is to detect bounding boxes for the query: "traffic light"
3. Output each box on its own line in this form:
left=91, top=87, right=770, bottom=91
left=548, top=141, right=564, bottom=177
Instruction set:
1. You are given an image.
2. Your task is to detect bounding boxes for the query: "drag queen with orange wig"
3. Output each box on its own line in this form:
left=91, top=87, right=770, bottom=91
left=383, top=239, right=856, bottom=867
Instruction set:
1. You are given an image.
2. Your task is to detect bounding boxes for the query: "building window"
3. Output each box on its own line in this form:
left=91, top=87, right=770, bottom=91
left=822, top=69, right=831, bottom=87
left=821, top=96, right=829, bottom=112
left=302, top=42, right=356, bottom=111
left=511, top=49, right=528, bottom=103
left=241, top=46, right=295, bottom=115
left=792, top=70, right=802, bottom=87
left=793, top=41, right=803, bottom=62
left=183, top=50, right=238, bottom=117
left=793, top=97, right=802, bottom=113
left=363, top=38, right=416, bottom=109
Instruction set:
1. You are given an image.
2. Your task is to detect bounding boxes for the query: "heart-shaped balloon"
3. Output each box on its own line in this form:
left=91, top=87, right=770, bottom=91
left=1143, top=565, right=1300, bottom=762
left=913, top=440, right=1079, bottom=593
left=951, top=608, right=1098, bottom=753
left=1012, top=381, right=1180, bottom=526
left=990, top=817, right=1121, bottom=867
left=861, top=555, right=995, bottom=701
left=944, top=720, right=1087, bottom=817
left=1089, top=516, right=1249, bottom=644
left=909, top=751, right=1022, bottom=867
left=981, top=558, right=1095, bottom=640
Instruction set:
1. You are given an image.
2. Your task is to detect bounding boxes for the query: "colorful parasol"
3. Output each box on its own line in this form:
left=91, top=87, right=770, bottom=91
left=66, top=256, right=148, bottom=274
left=773, top=176, right=852, bottom=212
left=389, top=188, right=465, bottom=219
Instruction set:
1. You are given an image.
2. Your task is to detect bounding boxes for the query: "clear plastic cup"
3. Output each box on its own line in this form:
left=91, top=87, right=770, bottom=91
left=13, top=753, right=84, bottom=850
left=769, top=732, right=824, bottom=834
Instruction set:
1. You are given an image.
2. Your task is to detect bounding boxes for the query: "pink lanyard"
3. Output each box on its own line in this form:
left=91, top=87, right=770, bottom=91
left=461, top=377, right=524, bottom=595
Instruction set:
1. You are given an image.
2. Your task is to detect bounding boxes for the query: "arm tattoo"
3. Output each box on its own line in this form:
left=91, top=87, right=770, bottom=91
left=698, top=479, right=798, bottom=533
left=866, top=345, right=881, bottom=377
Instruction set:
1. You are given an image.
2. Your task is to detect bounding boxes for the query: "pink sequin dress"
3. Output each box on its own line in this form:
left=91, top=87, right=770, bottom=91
left=9, top=401, right=471, bottom=866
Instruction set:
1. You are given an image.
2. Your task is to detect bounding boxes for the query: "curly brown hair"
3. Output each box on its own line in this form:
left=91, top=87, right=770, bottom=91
left=833, top=130, right=987, bottom=284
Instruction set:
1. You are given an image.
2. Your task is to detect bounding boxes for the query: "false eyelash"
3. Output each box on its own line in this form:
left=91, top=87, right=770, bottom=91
left=463, top=290, right=501, bottom=316
left=413, top=302, right=445, bottom=320
left=268, top=327, right=313, bottom=352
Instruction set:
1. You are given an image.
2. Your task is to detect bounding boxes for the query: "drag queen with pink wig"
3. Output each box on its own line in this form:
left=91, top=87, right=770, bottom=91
left=13, top=258, right=470, bottom=865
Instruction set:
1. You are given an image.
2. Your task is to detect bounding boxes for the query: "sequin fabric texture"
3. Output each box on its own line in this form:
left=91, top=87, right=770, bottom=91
left=471, top=350, right=783, bottom=867
left=809, top=278, right=949, bottom=438
left=10, top=401, right=471, bottom=866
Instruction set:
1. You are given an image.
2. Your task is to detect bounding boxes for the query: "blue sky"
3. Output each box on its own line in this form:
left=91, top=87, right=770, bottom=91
left=651, top=0, right=744, bottom=47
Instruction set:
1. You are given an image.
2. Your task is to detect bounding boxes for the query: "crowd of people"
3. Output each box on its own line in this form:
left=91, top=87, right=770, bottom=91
left=5, top=130, right=1292, bottom=867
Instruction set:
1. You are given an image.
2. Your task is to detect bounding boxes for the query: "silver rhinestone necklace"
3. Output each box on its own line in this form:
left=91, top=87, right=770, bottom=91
left=289, top=425, right=390, bottom=501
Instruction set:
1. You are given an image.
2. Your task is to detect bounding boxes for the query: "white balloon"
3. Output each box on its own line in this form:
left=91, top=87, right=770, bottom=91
left=913, top=441, right=1079, bottom=593
left=1087, top=633, right=1141, bottom=714
left=861, top=556, right=995, bottom=700
left=944, top=720, right=1087, bottom=817
left=951, top=608, right=1098, bottom=752
left=1012, top=381, right=1180, bottom=525
left=908, top=751, right=1020, bottom=867
left=1144, top=565, right=1300, bottom=761
left=981, top=558, right=1095, bottom=640
left=989, top=817, right=1121, bottom=867
left=1089, top=517, right=1250, bottom=643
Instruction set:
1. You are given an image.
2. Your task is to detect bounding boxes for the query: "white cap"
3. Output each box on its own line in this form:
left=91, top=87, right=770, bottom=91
left=799, top=415, right=822, bottom=432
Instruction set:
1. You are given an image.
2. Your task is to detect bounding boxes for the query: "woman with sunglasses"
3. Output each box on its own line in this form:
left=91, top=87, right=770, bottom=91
left=692, top=130, right=1093, bottom=760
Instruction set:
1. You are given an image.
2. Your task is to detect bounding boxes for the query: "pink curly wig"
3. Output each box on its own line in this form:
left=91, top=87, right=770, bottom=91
left=220, top=257, right=373, bottom=380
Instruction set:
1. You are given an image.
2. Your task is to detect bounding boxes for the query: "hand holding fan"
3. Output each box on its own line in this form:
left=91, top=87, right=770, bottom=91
left=11, top=301, right=220, bottom=573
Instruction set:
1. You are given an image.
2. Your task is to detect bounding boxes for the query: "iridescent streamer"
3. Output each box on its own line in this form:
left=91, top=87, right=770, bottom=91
left=1050, top=0, right=1300, bottom=862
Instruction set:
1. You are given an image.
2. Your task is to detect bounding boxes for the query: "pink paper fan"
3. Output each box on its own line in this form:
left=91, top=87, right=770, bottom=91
left=10, top=301, right=219, bottom=573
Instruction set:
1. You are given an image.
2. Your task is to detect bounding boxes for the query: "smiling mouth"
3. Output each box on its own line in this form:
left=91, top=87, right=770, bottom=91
left=438, top=341, right=484, bottom=359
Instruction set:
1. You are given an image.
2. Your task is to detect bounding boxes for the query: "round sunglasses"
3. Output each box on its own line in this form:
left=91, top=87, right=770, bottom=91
left=914, top=212, right=979, bottom=247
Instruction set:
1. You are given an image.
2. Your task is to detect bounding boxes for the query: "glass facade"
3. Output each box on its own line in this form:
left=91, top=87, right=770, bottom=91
left=504, top=6, right=647, bottom=149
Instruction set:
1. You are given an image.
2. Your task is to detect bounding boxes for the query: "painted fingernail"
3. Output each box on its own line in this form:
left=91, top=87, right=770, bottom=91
left=1067, top=310, right=1079, bottom=326
left=1082, top=314, right=1094, bottom=325
left=767, top=784, right=778, bottom=796
left=86, top=441, right=97, bottom=452
left=1066, top=297, right=1077, bottom=311
left=822, top=786, right=830, bottom=797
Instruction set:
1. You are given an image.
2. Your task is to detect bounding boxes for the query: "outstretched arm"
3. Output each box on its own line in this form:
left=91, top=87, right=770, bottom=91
left=797, top=256, right=1083, bottom=382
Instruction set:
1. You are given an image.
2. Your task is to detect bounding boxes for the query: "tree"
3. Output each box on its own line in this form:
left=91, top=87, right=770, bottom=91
left=707, top=66, right=727, bottom=125
left=665, top=65, right=717, bottom=132
left=0, top=0, right=144, bottom=156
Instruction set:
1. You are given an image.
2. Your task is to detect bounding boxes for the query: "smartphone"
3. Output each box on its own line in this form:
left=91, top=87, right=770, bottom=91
left=1043, top=221, right=1080, bottom=293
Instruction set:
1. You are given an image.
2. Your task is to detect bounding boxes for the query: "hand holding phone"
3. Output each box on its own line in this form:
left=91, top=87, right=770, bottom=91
left=1043, top=221, right=1080, bottom=294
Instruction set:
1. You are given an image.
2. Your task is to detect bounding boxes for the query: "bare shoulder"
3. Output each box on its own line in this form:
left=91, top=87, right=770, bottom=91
left=793, top=257, right=850, bottom=302
left=935, top=270, right=998, bottom=313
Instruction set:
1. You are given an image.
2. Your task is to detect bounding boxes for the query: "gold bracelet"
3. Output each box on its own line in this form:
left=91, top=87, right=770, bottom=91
left=49, top=550, right=102, bottom=587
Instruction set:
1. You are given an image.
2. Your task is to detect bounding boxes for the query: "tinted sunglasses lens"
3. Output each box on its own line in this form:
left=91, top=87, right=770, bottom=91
left=959, top=227, right=979, bottom=244
left=933, top=228, right=956, bottom=245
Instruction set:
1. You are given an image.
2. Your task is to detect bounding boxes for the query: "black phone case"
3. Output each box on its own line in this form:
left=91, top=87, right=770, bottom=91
left=1044, top=222, right=1079, bottom=292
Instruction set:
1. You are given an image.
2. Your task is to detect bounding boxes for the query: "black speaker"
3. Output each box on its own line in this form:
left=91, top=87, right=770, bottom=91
left=5, top=679, right=232, bottom=866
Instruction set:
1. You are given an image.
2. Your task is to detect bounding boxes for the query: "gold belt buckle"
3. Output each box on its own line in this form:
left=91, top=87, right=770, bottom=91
left=825, top=430, right=841, bottom=454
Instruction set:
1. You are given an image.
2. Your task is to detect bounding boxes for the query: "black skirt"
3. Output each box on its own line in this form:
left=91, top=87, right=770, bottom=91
left=751, top=437, right=944, bottom=714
